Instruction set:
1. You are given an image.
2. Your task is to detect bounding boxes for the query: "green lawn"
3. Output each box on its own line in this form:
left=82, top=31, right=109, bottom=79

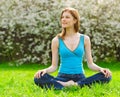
left=0, top=61, right=120, bottom=97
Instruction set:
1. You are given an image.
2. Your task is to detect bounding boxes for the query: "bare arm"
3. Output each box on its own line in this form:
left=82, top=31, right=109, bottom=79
left=34, top=36, right=59, bottom=78
left=84, top=35, right=102, bottom=71
left=45, top=36, right=59, bottom=73
left=84, top=35, right=111, bottom=77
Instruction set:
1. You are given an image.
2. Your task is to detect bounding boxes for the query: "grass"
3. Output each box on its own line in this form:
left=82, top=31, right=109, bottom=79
left=0, top=61, right=120, bottom=97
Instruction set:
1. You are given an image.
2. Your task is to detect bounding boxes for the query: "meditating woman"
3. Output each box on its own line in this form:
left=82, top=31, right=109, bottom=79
left=34, top=7, right=112, bottom=89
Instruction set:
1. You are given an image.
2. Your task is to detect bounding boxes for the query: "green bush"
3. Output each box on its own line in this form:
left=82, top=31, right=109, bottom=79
left=0, top=0, right=119, bottom=65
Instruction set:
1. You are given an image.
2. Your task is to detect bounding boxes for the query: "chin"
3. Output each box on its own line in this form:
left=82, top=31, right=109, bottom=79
left=62, top=26, right=67, bottom=28
left=62, top=25, right=69, bottom=28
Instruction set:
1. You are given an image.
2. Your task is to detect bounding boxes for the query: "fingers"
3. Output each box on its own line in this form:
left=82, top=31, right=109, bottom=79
left=103, top=69, right=112, bottom=78
left=38, top=71, right=42, bottom=78
left=41, top=71, right=45, bottom=76
left=101, top=70, right=106, bottom=76
left=34, top=71, right=42, bottom=78
left=107, top=69, right=112, bottom=77
left=34, top=70, right=46, bottom=79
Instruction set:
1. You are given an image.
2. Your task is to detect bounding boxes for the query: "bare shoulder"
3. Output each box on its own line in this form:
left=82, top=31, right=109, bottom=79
left=52, top=36, right=59, bottom=47
left=84, top=35, right=90, bottom=41
left=83, top=35, right=91, bottom=45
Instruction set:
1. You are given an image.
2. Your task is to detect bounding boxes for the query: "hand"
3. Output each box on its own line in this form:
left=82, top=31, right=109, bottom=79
left=99, top=68, right=112, bottom=78
left=34, top=69, right=47, bottom=78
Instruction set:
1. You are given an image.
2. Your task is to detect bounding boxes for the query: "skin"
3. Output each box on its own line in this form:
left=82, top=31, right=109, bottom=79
left=34, top=11, right=112, bottom=87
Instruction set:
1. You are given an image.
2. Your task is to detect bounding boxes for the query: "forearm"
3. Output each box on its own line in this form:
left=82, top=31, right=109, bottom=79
left=45, top=65, right=57, bottom=73
left=88, top=63, right=103, bottom=72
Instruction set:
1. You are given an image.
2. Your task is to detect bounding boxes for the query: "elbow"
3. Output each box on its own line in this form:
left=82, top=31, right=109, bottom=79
left=87, top=63, right=94, bottom=69
left=52, top=65, right=58, bottom=71
left=53, top=66, right=57, bottom=71
left=88, top=65, right=92, bottom=69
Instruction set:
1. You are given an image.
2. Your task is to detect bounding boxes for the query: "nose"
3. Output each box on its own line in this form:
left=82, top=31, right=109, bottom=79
left=61, top=18, right=66, bottom=23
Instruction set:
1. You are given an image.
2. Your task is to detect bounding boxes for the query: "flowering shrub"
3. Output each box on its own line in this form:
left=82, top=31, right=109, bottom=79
left=0, top=0, right=119, bottom=65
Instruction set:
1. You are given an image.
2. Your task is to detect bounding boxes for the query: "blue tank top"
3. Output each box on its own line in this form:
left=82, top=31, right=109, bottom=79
left=58, top=34, right=85, bottom=74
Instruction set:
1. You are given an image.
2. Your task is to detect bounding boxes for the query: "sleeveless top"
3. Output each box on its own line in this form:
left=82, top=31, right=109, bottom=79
left=58, top=34, right=85, bottom=74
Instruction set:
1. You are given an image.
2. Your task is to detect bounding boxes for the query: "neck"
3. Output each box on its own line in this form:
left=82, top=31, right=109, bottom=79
left=65, top=27, right=77, bottom=36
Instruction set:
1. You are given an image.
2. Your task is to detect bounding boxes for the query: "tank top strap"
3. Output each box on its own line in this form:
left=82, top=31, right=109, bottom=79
left=58, top=37, right=63, bottom=48
left=80, top=34, right=84, bottom=47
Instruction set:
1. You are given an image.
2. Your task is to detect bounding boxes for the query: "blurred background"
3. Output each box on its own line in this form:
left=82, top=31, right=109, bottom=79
left=0, top=0, right=119, bottom=65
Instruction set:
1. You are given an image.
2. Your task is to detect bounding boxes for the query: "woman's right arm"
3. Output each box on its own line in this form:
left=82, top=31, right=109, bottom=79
left=34, top=36, right=59, bottom=78
left=44, top=36, right=59, bottom=73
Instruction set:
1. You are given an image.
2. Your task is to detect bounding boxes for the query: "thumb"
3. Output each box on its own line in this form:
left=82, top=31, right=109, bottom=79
left=41, top=71, right=46, bottom=76
left=100, top=69, right=106, bottom=75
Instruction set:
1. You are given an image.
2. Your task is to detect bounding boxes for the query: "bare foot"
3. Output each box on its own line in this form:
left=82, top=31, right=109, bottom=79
left=57, top=80, right=77, bottom=87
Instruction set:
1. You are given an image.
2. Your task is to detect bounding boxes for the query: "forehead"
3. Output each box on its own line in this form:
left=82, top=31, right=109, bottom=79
left=62, top=11, right=72, bottom=16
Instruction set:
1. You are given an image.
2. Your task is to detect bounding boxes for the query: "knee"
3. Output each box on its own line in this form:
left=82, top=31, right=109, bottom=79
left=34, top=73, right=49, bottom=86
left=102, top=74, right=112, bottom=83
left=106, top=75, right=112, bottom=83
left=34, top=73, right=47, bottom=86
left=34, top=77, right=39, bottom=86
left=99, top=72, right=112, bottom=83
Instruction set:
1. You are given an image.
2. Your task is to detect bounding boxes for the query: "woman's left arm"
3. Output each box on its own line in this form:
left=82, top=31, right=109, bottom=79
left=84, top=35, right=112, bottom=78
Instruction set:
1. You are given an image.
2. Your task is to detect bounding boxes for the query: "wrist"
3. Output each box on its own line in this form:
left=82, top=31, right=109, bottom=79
left=98, top=68, right=104, bottom=72
left=44, top=69, right=47, bottom=73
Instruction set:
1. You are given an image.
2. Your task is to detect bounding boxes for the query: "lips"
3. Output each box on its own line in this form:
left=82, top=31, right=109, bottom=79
left=62, top=23, right=67, bottom=24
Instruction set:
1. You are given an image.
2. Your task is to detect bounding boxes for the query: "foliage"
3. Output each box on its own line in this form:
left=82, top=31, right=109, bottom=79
left=0, top=0, right=120, bottom=65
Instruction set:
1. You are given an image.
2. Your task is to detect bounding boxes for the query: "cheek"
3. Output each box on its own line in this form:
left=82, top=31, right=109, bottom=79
left=70, top=21, right=75, bottom=25
left=65, top=20, right=73, bottom=25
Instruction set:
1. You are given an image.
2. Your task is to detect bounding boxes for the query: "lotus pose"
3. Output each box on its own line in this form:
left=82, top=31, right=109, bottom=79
left=34, top=7, right=112, bottom=89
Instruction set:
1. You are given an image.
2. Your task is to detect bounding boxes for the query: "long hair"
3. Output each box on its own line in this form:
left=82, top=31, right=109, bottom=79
left=57, top=7, right=80, bottom=39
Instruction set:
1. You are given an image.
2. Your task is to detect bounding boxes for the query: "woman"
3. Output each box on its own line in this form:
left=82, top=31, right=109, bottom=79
left=34, top=7, right=112, bottom=89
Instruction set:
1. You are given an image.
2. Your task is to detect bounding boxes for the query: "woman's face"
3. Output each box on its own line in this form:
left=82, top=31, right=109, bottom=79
left=61, top=11, right=76, bottom=29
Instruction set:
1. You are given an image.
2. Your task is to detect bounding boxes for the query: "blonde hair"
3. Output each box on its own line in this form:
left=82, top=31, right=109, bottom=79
left=58, top=7, right=80, bottom=39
